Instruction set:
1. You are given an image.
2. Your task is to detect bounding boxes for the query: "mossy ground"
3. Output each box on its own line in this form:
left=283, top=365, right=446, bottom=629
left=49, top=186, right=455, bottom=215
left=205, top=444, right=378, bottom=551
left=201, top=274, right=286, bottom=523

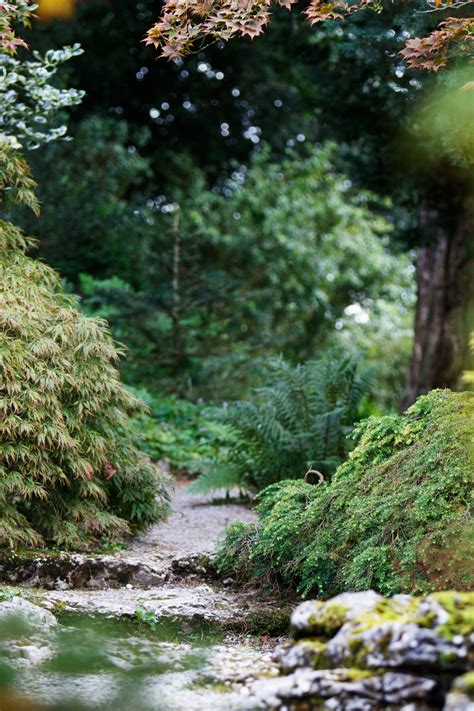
left=218, top=390, right=474, bottom=597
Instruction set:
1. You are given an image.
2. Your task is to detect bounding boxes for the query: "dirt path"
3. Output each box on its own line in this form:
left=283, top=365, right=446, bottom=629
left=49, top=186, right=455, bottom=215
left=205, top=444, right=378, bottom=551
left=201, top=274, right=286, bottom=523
left=4, top=477, right=286, bottom=710
left=24, top=479, right=287, bottom=632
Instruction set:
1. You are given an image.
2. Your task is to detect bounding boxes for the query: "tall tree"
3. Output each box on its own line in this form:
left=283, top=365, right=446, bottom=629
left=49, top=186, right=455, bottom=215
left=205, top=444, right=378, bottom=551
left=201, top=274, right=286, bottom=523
left=146, top=0, right=474, bottom=404
left=30, top=0, right=474, bottom=402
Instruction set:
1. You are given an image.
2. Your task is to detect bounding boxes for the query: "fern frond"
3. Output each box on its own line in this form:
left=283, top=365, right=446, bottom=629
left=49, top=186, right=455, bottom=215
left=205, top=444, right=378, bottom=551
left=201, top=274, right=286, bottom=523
left=201, top=355, right=372, bottom=491
left=188, top=461, right=247, bottom=493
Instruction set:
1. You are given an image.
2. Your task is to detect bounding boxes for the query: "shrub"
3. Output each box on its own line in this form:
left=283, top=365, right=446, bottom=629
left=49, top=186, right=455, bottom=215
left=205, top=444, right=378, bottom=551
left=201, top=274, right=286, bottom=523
left=130, top=390, right=233, bottom=474
left=217, top=389, right=474, bottom=596
left=190, top=355, right=372, bottom=493
left=0, top=212, right=169, bottom=549
left=0, top=19, right=168, bottom=549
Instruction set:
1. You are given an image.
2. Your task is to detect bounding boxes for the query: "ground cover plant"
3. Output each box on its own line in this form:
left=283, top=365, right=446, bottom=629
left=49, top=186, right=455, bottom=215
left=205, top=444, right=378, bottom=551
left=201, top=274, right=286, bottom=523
left=217, top=389, right=474, bottom=596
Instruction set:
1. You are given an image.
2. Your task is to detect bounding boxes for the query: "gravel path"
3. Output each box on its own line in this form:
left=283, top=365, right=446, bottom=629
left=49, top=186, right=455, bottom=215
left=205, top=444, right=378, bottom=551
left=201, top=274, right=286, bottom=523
left=27, top=477, right=281, bottom=631
left=4, top=475, right=286, bottom=711
left=128, top=478, right=257, bottom=560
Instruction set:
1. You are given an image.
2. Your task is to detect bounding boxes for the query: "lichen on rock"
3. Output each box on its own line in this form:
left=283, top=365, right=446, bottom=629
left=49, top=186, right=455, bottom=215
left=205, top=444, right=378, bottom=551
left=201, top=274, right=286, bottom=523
left=246, top=590, right=474, bottom=709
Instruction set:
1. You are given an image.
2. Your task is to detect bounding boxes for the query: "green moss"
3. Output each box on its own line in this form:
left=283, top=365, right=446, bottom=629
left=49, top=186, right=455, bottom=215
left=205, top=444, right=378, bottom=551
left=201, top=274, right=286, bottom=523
left=188, top=677, right=232, bottom=693
left=0, top=585, right=22, bottom=602
left=50, top=600, right=68, bottom=615
left=440, top=650, right=458, bottom=665
left=233, top=608, right=291, bottom=636
left=293, top=639, right=327, bottom=669
left=218, top=390, right=474, bottom=597
left=307, top=602, right=349, bottom=637
left=457, top=672, right=474, bottom=698
left=337, top=598, right=416, bottom=644
left=347, top=634, right=370, bottom=669
left=345, top=668, right=381, bottom=682
left=431, top=591, right=474, bottom=611
left=431, top=592, right=474, bottom=640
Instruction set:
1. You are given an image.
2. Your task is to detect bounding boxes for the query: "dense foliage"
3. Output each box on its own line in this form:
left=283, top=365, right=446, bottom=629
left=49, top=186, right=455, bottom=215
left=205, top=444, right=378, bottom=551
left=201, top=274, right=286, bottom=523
left=0, top=194, right=169, bottom=548
left=24, top=138, right=413, bottom=401
left=191, top=355, right=372, bottom=492
left=0, top=12, right=168, bottom=549
left=217, top=389, right=474, bottom=596
left=25, top=0, right=474, bottom=403
left=131, top=391, right=232, bottom=474
left=0, top=41, right=84, bottom=148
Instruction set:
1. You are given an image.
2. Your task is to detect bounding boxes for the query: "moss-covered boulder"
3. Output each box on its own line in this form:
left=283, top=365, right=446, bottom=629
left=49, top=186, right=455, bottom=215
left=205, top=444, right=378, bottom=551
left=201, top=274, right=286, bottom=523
left=0, top=218, right=169, bottom=548
left=218, top=389, right=474, bottom=596
left=248, top=590, right=474, bottom=710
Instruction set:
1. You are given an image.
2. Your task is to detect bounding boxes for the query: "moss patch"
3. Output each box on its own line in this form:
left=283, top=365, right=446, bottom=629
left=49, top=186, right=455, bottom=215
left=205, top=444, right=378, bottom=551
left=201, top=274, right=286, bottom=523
left=218, top=390, right=474, bottom=597
left=307, top=602, right=349, bottom=637
left=456, top=672, right=474, bottom=699
left=432, top=592, right=474, bottom=640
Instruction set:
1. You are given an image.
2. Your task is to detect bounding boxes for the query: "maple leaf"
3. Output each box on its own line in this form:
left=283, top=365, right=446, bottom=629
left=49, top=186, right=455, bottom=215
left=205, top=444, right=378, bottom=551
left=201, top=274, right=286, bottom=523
left=145, top=0, right=474, bottom=69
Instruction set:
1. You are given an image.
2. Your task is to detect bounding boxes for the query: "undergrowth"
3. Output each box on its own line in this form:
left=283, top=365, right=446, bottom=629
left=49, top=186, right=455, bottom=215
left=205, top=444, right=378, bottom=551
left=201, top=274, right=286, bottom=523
left=217, top=389, right=474, bottom=596
left=130, top=391, right=233, bottom=474
left=190, top=355, right=372, bottom=493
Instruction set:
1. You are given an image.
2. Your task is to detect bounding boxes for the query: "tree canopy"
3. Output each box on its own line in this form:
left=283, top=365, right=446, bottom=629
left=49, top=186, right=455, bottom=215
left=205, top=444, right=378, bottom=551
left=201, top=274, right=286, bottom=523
left=146, top=0, right=474, bottom=70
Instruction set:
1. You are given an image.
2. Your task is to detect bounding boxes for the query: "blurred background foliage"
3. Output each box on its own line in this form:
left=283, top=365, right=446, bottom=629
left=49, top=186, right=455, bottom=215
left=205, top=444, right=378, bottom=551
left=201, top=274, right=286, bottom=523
left=9, top=0, right=471, bottom=478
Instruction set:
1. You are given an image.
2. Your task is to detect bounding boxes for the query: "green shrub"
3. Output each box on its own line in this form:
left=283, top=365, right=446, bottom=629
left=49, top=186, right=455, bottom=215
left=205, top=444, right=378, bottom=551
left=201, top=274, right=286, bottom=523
left=0, top=24, right=168, bottom=550
left=0, top=212, right=169, bottom=548
left=190, top=355, right=372, bottom=493
left=130, top=391, right=233, bottom=474
left=217, top=390, right=474, bottom=596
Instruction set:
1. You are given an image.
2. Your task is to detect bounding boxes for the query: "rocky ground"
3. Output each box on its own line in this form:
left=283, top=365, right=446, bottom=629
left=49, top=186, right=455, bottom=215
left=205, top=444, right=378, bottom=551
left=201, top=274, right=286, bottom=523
left=1, top=478, right=473, bottom=711
left=0, top=479, right=288, bottom=711
left=248, top=590, right=474, bottom=710
left=0, top=481, right=289, bottom=633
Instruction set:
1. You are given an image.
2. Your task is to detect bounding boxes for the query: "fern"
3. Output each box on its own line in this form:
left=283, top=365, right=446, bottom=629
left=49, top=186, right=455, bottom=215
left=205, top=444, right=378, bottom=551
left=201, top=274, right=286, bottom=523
left=187, top=461, right=246, bottom=494
left=193, top=355, right=372, bottom=492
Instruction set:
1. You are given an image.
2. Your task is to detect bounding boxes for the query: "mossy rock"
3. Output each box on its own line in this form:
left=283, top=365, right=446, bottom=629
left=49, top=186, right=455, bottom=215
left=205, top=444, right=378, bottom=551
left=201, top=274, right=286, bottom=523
left=285, top=590, right=474, bottom=675
left=220, top=389, right=474, bottom=597
left=453, top=672, right=474, bottom=700
left=291, top=591, right=383, bottom=640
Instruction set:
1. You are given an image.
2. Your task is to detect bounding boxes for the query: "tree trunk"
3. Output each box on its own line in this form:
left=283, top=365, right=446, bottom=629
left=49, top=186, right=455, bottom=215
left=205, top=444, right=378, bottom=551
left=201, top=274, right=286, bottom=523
left=400, top=206, right=474, bottom=411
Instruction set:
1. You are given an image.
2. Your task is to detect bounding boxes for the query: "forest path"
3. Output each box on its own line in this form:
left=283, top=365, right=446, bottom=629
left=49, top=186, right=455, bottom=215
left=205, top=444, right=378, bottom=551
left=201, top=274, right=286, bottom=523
left=26, top=475, right=287, bottom=632
left=11, top=475, right=284, bottom=710
left=126, top=475, right=257, bottom=562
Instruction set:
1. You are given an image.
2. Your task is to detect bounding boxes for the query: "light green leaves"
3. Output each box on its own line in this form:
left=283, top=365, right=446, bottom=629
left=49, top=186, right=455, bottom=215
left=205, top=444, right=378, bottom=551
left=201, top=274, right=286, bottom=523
left=0, top=43, right=84, bottom=148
